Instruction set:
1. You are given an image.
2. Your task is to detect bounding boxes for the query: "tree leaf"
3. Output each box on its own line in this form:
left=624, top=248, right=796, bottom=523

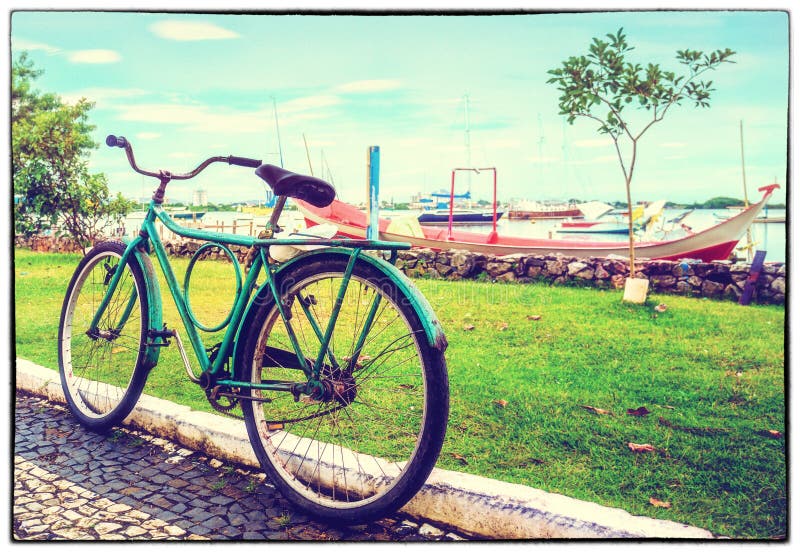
left=493, top=399, right=509, bottom=408
left=581, top=405, right=613, bottom=415
left=527, top=314, right=542, bottom=321
left=450, top=453, right=469, bottom=465
left=627, top=442, right=656, bottom=453
left=463, top=324, right=475, bottom=331
left=627, top=406, right=651, bottom=417
left=649, top=497, right=672, bottom=508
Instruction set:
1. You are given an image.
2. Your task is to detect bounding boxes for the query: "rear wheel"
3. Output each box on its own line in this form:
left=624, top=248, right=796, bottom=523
left=58, top=241, right=151, bottom=432
left=238, top=255, right=449, bottom=523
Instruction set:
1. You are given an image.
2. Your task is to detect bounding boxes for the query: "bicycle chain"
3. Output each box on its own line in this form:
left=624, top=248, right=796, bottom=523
left=206, top=386, right=240, bottom=416
left=208, top=386, right=345, bottom=426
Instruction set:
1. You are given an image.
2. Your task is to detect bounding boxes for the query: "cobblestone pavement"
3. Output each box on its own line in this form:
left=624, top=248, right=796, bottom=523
left=13, top=393, right=468, bottom=541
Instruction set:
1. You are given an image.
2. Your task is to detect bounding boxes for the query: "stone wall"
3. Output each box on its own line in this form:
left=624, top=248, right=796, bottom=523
left=394, top=249, right=786, bottom=306
left=15, top=234, right=85, bottom=254
left=16, top=235, right=785, bottom=305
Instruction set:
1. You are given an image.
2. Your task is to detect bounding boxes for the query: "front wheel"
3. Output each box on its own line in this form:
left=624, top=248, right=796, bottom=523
left=237, top=254, right=449, bottom=523
left=58, top=241, right=152, bottom=432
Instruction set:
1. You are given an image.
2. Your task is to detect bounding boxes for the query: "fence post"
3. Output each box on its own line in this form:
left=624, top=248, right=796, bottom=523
left=366, top=146, right=380, bottom=240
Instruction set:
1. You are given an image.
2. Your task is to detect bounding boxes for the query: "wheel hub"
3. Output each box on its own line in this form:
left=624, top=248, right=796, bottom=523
left=328, top=374, right=357, bottom=406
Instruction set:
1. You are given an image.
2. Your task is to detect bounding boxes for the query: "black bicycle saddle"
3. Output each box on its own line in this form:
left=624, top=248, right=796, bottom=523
left=255, top=164, right=336, bottom=208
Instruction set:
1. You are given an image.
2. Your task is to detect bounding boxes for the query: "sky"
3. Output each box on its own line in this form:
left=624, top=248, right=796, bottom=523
left=9, top=8, right=790, bottom=207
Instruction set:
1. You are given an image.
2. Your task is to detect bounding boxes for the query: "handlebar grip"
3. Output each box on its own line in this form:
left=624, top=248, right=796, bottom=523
left=228, top=156, right=262, bottom=168
left=105, top=134, right=129, bottom=148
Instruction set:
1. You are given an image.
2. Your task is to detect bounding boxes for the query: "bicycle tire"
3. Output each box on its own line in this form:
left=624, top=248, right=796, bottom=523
left=58, top=241, right=152, bottom=432
left=237, top=253, right=449, bottom=523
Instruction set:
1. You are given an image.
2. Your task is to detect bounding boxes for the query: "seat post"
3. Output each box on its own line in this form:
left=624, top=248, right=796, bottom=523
left=268, top=195, right=288, bottom=233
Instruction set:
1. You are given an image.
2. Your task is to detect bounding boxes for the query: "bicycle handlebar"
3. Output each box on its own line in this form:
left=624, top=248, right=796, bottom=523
left=105, top=134, right=263, bottom=180
left=228, top=155, right=262, bottom=168
left=106, top=134, right=129, bottom=149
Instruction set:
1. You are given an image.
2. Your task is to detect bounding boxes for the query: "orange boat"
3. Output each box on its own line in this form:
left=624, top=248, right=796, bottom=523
left=295, top=185, right=778, bottom=263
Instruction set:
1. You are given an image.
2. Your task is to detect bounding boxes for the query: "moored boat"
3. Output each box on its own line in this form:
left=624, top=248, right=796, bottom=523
left=295, top=185, right=778, bottom=262
left=418, top=208, right=504, bottom=225
left=507, top=200, right=583, bottom=220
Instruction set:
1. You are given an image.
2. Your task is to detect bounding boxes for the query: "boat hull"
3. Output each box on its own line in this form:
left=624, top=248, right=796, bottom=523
left=295, top=185, right=777, bottom=263
left=557, top=221, right=629, bottom=235
left=508, top=208, right=583, bottom=220
left=417, top=211, right=504, bottom=224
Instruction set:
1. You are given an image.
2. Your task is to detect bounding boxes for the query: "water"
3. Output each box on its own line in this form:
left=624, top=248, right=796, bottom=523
left=123, top=208, right=786, bottom=263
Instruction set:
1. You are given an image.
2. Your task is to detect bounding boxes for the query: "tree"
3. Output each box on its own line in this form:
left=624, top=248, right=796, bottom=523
left=547, top=29, right=735, bottom=284
left=12, top=52, right=134, bottom=252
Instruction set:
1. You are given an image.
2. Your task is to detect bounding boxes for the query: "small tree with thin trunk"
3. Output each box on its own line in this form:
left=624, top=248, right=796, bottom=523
left=547, top=28, right=735, bottom=283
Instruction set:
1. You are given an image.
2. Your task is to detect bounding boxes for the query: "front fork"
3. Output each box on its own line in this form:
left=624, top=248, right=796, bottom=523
left=85, top=237, right=163, bottom=371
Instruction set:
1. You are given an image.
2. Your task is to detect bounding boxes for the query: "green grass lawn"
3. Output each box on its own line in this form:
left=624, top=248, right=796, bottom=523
left=13, top=248, right=786, bottom=538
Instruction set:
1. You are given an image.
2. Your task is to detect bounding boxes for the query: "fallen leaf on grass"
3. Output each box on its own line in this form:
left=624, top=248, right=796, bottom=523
left=649, top=497, right=672, bottom=508
left=654, top=304, right=668, bottom=313
left=581, top=405, right=613, bottom=416
left=527, top=315, right=542, bottom=321
left=497, top=322, right=509, bottom=331
left=450, top=453, right=469, bottom=465
left=627, top=442, right=656, bottom=453
left=627, top=406, right=651, bottom=417
left=342, top=354, right=372, bottom=369
left=492, top=399, right=509, bottom=408
left=756, top=429, right=783, bottom=439
left=463, top=324, right=475, bottom=331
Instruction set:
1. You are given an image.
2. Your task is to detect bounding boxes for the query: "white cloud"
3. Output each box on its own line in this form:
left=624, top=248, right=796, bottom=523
left=117, top=103, right=204, bottom=125
left=573, top=137, right=614, bottom=148
left=150, top=20, right=239, bottom=41
left=114, top=102, right=273, bottom=135
left=12, top=37, right=60, bottom=54
left=280, top=95, right=342, bottom=113
left=336, top=80, right=402, bottom=94
left=485, top=138, right=522, bottom=149
left=68, top=50, right=121, bottom=64
left=60, top=87, right=148, bottom=105
left=136, top=132, right=162, bottom=140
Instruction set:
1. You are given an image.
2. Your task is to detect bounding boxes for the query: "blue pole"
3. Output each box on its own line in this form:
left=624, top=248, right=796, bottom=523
left=367, top=146, right=380, bottom=240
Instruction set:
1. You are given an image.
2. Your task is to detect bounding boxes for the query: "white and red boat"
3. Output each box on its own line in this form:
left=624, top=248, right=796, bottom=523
left=295, top=185, right=779, bottom=263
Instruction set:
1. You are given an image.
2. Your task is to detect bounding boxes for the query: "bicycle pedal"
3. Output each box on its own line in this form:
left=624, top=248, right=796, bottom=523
left=147, top=326, right=175, bottom=347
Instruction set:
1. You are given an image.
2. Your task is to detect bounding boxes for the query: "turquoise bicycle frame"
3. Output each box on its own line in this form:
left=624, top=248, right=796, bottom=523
left=88, top=199, right=446, bottom=395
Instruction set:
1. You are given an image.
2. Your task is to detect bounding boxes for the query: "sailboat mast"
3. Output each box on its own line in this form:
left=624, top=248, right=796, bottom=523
left=303, top=133, right=314, bottom=176
left=271, top=96, right=284, bottom=168
left=739, top=120, right=753, bottom=262
left=464, top=93, right=472, bottom=202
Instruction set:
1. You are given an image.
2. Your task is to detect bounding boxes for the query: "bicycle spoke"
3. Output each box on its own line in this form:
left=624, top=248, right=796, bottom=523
left=59, top=245, right=148, bottom=427
left=240, top=258, right=446, bottom=521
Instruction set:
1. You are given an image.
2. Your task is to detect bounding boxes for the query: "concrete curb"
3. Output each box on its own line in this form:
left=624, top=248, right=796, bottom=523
left=16, top=358, right=715, bottom=539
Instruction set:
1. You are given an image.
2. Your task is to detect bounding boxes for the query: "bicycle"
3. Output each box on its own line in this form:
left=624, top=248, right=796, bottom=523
left=57, top=135, right=449, bottom=523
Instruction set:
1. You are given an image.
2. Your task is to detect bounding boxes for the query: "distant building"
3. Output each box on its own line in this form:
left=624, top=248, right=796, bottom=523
left=192, top=189, right=208, bottom=207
